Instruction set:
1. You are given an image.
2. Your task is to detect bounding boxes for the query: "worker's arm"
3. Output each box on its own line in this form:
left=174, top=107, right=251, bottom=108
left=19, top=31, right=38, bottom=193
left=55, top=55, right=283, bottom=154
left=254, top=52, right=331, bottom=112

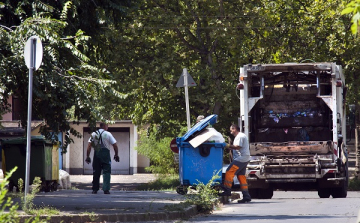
left=85, top=142, right=92, bottom=164
left=113, top=143, right=120, bottom=162
left=86, top=142, right=92, bottom=158
left=229, top=144, right=241, bottom=150
left=225, top=144, right=241, bottom=150
left=113, top=143, right=119, bottom=156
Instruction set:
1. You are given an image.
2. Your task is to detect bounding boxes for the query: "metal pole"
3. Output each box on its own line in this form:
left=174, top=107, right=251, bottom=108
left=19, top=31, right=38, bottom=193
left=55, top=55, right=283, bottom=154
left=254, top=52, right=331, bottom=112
left=25, top=38, right=36, bottom=201
left=239, top=67, right=243, bottom=132
left=184, top=68, right=191, bottom=130
left=356, top=127, right=359, bottom=177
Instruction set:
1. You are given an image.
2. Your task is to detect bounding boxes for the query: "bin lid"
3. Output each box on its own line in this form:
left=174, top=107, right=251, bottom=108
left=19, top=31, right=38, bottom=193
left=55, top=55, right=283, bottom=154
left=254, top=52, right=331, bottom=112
left=1, top=136, right=52, bottom=145
left=181, top=114, right=218, bottom=141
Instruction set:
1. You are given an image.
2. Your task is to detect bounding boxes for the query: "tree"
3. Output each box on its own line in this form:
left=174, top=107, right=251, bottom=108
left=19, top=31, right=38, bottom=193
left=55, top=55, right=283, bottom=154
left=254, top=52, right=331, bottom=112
left=106, top=0, right=360, bottom=137
left=0, top=0, right=131, bottom=151
left=341, top=0, right=360, bottom=34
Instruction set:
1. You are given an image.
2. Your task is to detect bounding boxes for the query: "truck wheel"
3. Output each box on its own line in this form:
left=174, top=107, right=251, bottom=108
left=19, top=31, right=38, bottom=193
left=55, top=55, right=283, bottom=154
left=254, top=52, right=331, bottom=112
left=248, top=188, right=259, bottom=199
left=331, top=164, right=348, bottom=198
left=258, top=187, right=273, bottom=199
left=318, top=188, right=331, bottom=198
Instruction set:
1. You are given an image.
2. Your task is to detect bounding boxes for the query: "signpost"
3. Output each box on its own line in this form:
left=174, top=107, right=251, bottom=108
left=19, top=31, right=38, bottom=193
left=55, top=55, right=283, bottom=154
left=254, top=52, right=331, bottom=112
left=23, top=36, right=43, bottom=201
left=176, top=68, right=196, bottom=130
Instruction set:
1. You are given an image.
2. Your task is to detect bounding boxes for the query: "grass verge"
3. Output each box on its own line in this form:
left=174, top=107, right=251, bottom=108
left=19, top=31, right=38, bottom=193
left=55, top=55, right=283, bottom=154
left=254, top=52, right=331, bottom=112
left=136, top=174, right=180, bottom=191
left=138, top=173, right=221, bottom=214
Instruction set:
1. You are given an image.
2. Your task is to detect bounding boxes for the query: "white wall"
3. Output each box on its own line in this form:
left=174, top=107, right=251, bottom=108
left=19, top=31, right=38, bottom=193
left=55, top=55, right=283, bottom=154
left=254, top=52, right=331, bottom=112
left=2, top=97, right=13, bottom=121
left=63, top=121, right=146, bottom=175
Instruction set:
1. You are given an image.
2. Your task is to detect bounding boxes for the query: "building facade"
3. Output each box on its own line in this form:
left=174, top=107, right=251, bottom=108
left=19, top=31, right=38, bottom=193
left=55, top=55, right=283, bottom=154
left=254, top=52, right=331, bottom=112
left=1, top=96, right=149, bottom=175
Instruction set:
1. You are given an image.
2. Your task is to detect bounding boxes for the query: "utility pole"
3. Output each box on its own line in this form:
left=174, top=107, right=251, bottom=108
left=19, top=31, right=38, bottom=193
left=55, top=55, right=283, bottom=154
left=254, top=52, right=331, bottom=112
left=356, top=105, right=360, bottom=178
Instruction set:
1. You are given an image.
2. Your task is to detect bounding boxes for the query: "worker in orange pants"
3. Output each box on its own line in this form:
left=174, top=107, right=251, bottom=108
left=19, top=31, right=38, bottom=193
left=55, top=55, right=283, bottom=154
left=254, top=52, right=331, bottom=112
left=219, top=124, right=251, bottom=203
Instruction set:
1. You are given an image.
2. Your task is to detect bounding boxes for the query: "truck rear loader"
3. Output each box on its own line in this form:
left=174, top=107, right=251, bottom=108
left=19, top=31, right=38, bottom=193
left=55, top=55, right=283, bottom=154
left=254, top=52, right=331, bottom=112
left=237, top=62, right=348, bottom=199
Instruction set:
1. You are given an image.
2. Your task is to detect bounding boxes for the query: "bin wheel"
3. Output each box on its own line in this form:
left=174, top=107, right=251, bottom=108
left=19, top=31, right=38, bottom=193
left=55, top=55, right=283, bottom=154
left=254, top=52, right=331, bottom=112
left=212, top=185, right=221, bottom=192
left=50, top=181, right=58, bottom=192
left=43, top=181, right=51, bottom=192
left=176, top=186, right=188, bottom=195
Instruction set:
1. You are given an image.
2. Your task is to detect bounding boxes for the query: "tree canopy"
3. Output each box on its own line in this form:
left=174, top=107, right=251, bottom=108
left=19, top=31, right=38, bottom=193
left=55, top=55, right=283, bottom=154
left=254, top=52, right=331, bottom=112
left=1, top=0, right=360, bottom=147
left=0, top=0, right=131, bottom=151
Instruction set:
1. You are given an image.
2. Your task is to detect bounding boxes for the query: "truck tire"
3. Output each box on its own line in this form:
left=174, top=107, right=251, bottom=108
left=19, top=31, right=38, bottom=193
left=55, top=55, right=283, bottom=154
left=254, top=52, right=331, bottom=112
left=318, top=188, right=331, bottom=198
left=258, top=187, right=273, bottom=199
left=248, top=188, right=259, bottom=199
left=331, top=163, right=348, bottom=198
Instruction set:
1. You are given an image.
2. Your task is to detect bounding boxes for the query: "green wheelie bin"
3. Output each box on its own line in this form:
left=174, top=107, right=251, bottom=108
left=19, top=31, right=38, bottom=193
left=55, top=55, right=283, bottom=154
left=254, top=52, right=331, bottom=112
left=1, top=136, right=59, bottom=192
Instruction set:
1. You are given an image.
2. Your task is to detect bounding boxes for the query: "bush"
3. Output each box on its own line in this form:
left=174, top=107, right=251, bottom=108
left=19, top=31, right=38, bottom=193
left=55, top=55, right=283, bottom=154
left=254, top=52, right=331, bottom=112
left=0, top=169, right=52, bottom=223
left=185, top=173, right=221, bottom=214
left=135, top=126, right=178, bottom=174
left=349, top=177, right=360, bottom=191
left=0, top=167, right=19, bottom=223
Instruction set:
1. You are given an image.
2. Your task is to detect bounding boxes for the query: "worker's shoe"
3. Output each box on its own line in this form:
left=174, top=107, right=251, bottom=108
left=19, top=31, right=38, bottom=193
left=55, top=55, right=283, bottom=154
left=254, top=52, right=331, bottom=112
left=92, top=191, right=97, bottom=194
left=104, top=190, right=110, bottom=194
left=237, top=198, right=251, bottom=203
left=238, top=190, right=251, bottom=203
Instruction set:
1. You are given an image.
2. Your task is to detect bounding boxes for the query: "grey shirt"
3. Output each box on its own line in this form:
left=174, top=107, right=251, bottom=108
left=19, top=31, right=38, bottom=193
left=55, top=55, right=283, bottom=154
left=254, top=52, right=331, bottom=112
left=232, top=132, right=250, bottom=162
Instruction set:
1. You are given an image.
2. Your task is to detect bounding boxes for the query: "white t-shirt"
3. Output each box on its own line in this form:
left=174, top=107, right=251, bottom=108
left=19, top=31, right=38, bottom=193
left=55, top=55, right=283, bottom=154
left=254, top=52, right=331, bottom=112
left=232, top=132, right=250, bottom=162
left=88, top=129, right=117, bottom=150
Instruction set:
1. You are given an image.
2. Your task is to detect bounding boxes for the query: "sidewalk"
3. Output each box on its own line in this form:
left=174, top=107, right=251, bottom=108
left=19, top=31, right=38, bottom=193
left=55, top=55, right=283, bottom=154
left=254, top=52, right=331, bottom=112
left=13, top=174, right=197, bottom=223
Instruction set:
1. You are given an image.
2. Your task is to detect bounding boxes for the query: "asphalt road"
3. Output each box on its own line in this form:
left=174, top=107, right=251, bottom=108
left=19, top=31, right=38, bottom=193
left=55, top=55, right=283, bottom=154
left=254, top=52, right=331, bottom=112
left=185, top=191, right=360, bottom=223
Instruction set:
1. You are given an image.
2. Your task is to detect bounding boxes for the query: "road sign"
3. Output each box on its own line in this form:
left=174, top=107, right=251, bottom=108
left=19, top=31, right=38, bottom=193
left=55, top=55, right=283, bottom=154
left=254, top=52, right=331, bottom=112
left=176, top=68, right=196, bottom=130
left=23, top=36, right=43, bottom=204
left=176, top=69, right=196, bottom=87
left=24, top=36, right=43, bottom=70
left=170, top=138, right=179, bottom=153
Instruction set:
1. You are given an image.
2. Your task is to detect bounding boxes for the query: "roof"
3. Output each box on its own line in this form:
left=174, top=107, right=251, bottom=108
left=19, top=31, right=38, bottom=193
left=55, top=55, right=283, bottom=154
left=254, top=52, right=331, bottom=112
left=0, top=121, right=43, bottom=137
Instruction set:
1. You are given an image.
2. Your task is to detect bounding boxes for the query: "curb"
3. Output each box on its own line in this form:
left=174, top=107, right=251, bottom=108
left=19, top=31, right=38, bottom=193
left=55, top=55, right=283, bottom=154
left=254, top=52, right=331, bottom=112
left=18, top=205, right=198, bottom=223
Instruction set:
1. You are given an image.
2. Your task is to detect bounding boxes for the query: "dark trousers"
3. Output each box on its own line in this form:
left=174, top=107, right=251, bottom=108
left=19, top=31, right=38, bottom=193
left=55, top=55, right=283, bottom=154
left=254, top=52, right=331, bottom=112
left=92, top=148, right=111, bottom=191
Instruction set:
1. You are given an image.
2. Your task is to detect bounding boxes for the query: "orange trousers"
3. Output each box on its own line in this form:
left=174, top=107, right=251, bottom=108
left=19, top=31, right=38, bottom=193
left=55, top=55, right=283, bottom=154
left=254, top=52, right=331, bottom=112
left=223, top=161, right=249, bottom=191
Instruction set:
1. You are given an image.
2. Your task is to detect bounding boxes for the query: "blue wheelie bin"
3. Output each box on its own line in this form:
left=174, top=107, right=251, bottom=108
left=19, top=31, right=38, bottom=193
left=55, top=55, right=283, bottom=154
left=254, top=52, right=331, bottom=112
left=176, top=114, right=225, bottom=195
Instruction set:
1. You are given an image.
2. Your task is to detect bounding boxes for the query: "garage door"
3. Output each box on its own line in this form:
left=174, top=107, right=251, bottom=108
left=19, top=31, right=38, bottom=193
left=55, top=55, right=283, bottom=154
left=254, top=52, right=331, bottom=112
left=83, top=127, right=130, bottom=174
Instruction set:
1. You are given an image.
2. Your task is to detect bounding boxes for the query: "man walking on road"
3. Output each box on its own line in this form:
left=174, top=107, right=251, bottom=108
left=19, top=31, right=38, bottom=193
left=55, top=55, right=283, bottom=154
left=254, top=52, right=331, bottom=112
left=219, top=124, right=251, bottom=203
left=86, top=122, right=120, bottom=194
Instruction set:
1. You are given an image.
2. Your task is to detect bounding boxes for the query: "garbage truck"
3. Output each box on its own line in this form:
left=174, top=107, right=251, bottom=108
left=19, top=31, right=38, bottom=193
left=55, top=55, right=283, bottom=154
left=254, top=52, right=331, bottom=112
left=236, top=62, right=348, bottom=199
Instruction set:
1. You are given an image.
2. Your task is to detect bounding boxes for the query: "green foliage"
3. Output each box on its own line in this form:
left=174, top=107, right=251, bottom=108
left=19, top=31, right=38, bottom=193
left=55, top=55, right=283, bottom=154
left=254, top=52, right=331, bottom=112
left=16, top=177, right=53, bottom=222
left=136, top=174, right=180, bottom=191
left=342, top=0, right=360, bottom=34
left=2, top=0, right=360, bottom=147
left=0, top=167, right=19, bottom=223
left=109, top=0, right=360, bottom=138
left=348, top=177, right=360, bottom=190
left=22, top=177, right=41, bottom=213
left=0, top=0, right=132, bottom=152
left=135, top=126, right=178, bottom=174
left=185, top=173, right=221, bottom=214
